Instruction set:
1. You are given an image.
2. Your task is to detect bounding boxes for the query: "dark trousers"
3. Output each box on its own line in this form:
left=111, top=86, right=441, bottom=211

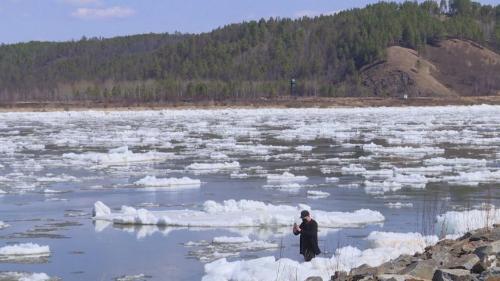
left=303, top=248, right=316, bottom=261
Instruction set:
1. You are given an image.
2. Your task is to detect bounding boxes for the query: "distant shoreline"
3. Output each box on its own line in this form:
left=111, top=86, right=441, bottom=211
left=0, top=96, right=499, bottom=112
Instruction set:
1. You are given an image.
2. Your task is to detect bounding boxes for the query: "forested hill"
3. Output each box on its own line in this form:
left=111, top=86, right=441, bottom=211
left=1, top=0, right=500, bottom=103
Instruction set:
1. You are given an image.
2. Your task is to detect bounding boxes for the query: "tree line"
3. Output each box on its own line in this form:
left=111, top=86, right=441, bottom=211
left=0, top=0, right=499, bottom=103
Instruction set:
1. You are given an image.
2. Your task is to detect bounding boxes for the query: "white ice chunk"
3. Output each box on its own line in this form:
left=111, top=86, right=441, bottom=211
left=391, top=173, right=428, bottom=189
left=266, top=172, right=308, bottom=183
left=210, top=152, right=229, bottom=160
left=230, top=173, right=250, bottom=179
left=307, top=190, right=330, bottom=198
left=0, top=221, right=9, bottom=229
left=364, top=180, right=402, bottom=194
left=42, top=189, right=66, bottom=194
left=436, top=206, right=500, bottom=235
left=93, top=200, right=385, bottom=228
left=0, top=243, right=50, bottom=257
left=186, top=161, right=240, bottom=173
left=0, top=272, right=51, bottom=281
left=325, top=177, right=339, bottom=183
left=441, top=170, right=500, bottom=186
left=93, top=201, right=111, bottom=217
left=63, top=146, right=174, bottom=166
left=295, top=145, right=313, bottom=152
left=363, top=143, right=444, bottom=158
left=134, top=176, right=201, bottom=190
left=424, top=157, right=487, bottom=167
left=385, top=202, right=413, bottom=208
left=341, top=164, right=366, bottom=175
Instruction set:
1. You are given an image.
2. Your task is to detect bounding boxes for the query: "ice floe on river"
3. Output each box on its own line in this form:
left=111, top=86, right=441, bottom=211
left=134, top=176, right=201, bottom=190
left=0, top=243, right=51, bottom=263
left=0, top=105, right=499, bottom=195
left=0, top=272, right=52, bottom=281
left=186, top=161, right=240, bottom=173
left=93, top=200, right=384, bottom=228
left=436, top=206, right=500, bottom=235
left=0, top=221, right=9, bottom=229
left=1, top=106, right=500, bottom=279
left=63, top=146, right=174, bottom=167
left=307, top=190, right=330, bottom=199
left=266, top=172, right=308, bottom=183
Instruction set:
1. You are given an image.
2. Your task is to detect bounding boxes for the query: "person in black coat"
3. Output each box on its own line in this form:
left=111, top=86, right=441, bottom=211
left=293, top=210, right=321, bottom=261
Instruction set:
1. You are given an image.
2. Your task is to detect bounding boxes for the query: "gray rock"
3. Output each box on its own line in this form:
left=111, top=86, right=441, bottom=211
left=350, top=264, right=377, bottom=280
left=475, top=246, right=493, bottom=261
left=447, top=254, right=480, bottom=270
left=400, top=259, right=438, bottom=280
left=433, top=249, right=456, bottom=266
left=432, top=269, right=473, bottom=281
left=490, top=241, right=500, bottom=253
left=377, top=255, right=414, bottom=274
left=331, top=271, right=348, bottom=281
left=474, top=245, right=497, bottom=270
left=471, top=261, right=488, bottom=274
left=377, top=274, right=416, bottom=281
left=305, top=277, right=323, bottom=281
left=479, top=267, right=500, bottom=281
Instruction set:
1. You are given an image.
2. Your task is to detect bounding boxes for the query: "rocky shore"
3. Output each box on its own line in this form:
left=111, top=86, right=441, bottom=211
left=307, top=225, right=500, bottom=281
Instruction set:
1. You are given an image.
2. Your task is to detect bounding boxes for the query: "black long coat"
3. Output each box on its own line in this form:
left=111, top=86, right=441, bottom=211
left=293, top=219, right=321, bottom=255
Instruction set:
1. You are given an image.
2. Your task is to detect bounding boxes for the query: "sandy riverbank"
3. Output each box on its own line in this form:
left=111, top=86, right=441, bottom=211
left=0, top=96, right=499, bottom=112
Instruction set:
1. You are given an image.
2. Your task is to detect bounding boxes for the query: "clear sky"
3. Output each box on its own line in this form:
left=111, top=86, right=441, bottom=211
left=1, top=0, right=498, bottom=44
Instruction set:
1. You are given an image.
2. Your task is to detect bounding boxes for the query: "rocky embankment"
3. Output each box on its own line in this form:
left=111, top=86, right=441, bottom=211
left=308, top=225, right=500, bottom=281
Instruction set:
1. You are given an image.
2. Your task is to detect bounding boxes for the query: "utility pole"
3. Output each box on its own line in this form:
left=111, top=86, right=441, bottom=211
left=290, top=78, right=296, bottom=97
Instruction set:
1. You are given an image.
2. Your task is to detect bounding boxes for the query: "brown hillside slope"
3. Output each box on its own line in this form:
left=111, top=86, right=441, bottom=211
left=425, top=39, right=500, bottom=96
left=360, top=39, right=500, bottom=97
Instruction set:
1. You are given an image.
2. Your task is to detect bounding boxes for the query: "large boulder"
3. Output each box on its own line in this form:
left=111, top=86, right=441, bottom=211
left=400, top=259, right=438, bottom=280
left=446, top=254, right=480, bottom=270
left=377, top=255, right=414, bottom=274
left=350, top=264, right=377, bottom=281
left=489, top=241, right=500, bottom=254
left=432, top=269, right=473, bottom=281
left=474, top=245, right=497, bottom=269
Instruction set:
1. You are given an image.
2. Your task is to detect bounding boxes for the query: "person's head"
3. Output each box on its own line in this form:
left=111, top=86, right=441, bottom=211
left=300, top=210, right=311, bottom=222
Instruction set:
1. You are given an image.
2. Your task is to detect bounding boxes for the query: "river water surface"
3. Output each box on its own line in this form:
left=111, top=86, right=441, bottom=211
left=0, top=106, right=499, bottom=280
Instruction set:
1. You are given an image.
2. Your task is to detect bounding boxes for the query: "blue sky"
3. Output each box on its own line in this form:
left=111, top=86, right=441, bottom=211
left=0, top=0, right=498, bottom=44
